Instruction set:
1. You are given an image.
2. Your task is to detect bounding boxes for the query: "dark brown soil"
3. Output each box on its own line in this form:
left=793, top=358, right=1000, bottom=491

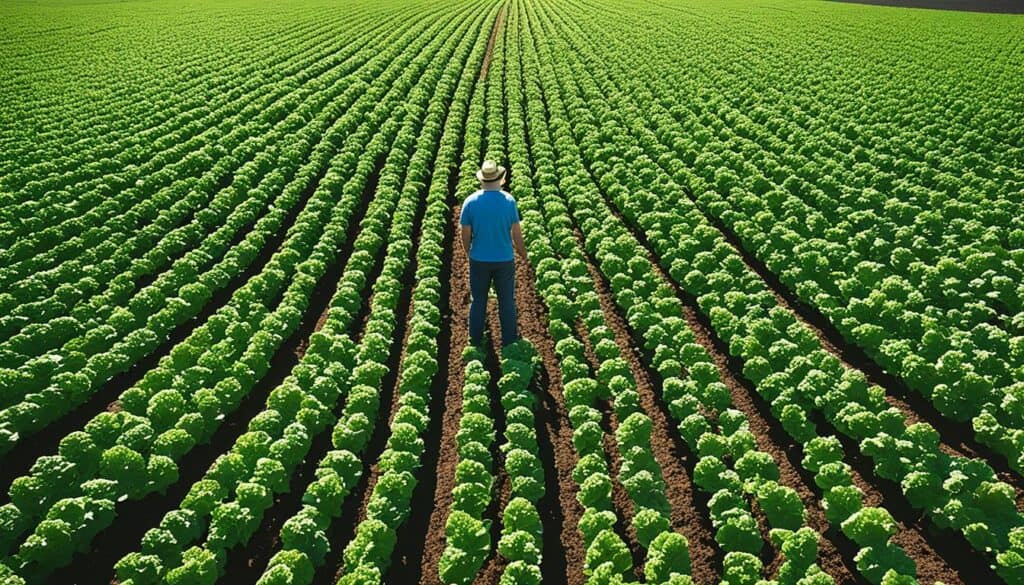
left=594, top=189, right=969, bottom=585
left=479, top=5, right=508, bottom=80
left=475, top=305, right=513, bottom=585
left=352, top=250, right=422, bottom=528
left=386, top=188, right=458, bottom=584
left=293, top=307, right=332, bottom=359
left=501, top=256, right=585, bottom=585
left=577, top=253, right=724, bottom=585
left=828, top=0, right=1024, bottom=13
left=575, top=320, right=645, bottom=579
left=419, top=202, right=473, bottom=585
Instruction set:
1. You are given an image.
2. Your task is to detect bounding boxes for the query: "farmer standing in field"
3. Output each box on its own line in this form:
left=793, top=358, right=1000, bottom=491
left=461, top=160, right=528, bottom=348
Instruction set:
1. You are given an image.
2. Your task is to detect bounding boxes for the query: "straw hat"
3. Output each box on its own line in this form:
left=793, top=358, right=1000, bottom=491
left=476, top=160, right=506, bottom=182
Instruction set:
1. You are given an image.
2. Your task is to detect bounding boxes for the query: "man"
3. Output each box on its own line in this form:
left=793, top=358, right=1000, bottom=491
left=460, top=160, right=528, bottom=348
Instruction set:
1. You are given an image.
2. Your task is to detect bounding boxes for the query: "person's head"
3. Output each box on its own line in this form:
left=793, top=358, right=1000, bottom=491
left=477, top=159, right=506, bottom=190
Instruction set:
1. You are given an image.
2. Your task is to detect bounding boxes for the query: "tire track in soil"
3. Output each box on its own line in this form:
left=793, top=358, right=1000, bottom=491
left=419, top=201, right=473, bottom=585
left=48, top=153, right=383, bottom=585
left=589, top=179, right=970, bottom=584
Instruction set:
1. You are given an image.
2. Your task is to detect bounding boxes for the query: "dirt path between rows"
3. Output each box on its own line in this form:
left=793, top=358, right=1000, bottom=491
left=418, top=202, right=472, bottom=585
left=593, top=182, right=969, bottom=584
left=496, top=256, right=585, bottom=585
left=576, top=320, right=647, bottom=580
left=575, top=239, right=727, bottom=585
left=475, top=307, right=513, bottom=585
left=479, top=4, right=507, bottom=80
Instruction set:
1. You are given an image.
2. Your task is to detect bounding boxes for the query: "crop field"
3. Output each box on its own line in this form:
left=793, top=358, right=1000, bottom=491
left=1, top=0, right=1023, bottom=583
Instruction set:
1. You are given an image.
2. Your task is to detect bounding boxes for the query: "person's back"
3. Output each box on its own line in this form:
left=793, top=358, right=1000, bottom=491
left=460, top=189, right=519, bottom=262
left=460, top=160, right=529, bottom=348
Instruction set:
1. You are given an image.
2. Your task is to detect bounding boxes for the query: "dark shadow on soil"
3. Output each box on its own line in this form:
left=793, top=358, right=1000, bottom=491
left=0, top=147, right=333, bottom=504
left=531, top=363, right=570, bottom=585
left=44, top=152, right=364, bottom=585
left=214, top=157, right=387, bottom=585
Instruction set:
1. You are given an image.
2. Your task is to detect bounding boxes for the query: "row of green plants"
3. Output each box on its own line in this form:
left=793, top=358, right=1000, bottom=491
left=515, top=4, right=852, bottom=583
left=0, top=3, right=406, bottom=215
left=5, top=101, right=403, bottom=584
left=500, top=5, right=676, bottom=583
left=0, top=4, right=484, bottom=579
left=512, top=2, right=689, bottom=578
left=437, top=16, right=546, bottom=585
left=437, top=353, right=495, bottom=584
left=0, top=1, right=455, bottom=455
left=561, top=0, right=1024, bottom=478
left=110, top=4, right=492, bottom=579
left=0, top=6, right=444, bottom=450
left=531, top=0, right=1024, bottom=581
left=111, top=32, right=466, bottom=574
left=0, top=5, right=392, bottom=285
left=334, top=11, right=498, bottom=581
left=0, top=7, right=392, bottom=346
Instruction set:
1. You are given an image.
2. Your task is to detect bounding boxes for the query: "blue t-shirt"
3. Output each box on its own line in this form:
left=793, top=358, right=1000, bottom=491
left=460, top=189, right=520, bottom=262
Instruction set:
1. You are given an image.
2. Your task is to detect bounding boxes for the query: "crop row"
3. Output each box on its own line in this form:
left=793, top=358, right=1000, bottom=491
left=0, top=3, right=493, bottom=582
left=0, top=4, right=450, bottom=452
left=526, top=0, right=1024, bottom=581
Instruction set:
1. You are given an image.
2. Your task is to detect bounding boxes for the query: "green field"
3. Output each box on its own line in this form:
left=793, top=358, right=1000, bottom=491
left=1, top=0, right=1023, bottom=584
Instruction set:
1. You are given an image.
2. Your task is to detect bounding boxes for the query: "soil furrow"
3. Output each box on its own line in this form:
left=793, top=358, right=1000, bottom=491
left=574, top=238, right=724, bottom=584
left=386, top=189, right=456, bottom=583
left=44, top=152, right=375, bottom=585
left=589, top=174, right=972, bottom=584
left=419, top=201, right=473, bottom=585
left=574, top=320, right=646, bottom=580
left=508, top=258, right=584, bottom=585
left=475, top=306, right=512, bottom=585
left=479, top=5, right=508, bottom=81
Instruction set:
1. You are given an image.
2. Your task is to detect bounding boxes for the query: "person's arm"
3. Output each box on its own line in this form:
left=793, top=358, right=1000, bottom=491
left=511, top=223, right=528, bottom=262
left=459, top=200, right=472, bottom=257
left=509, top=198, right=528, bottom=262
left=461, top=225, right=473, bottom=256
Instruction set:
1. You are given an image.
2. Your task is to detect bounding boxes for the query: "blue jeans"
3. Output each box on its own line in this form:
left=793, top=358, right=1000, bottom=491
left=469, top=259, right=518, bottom=347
